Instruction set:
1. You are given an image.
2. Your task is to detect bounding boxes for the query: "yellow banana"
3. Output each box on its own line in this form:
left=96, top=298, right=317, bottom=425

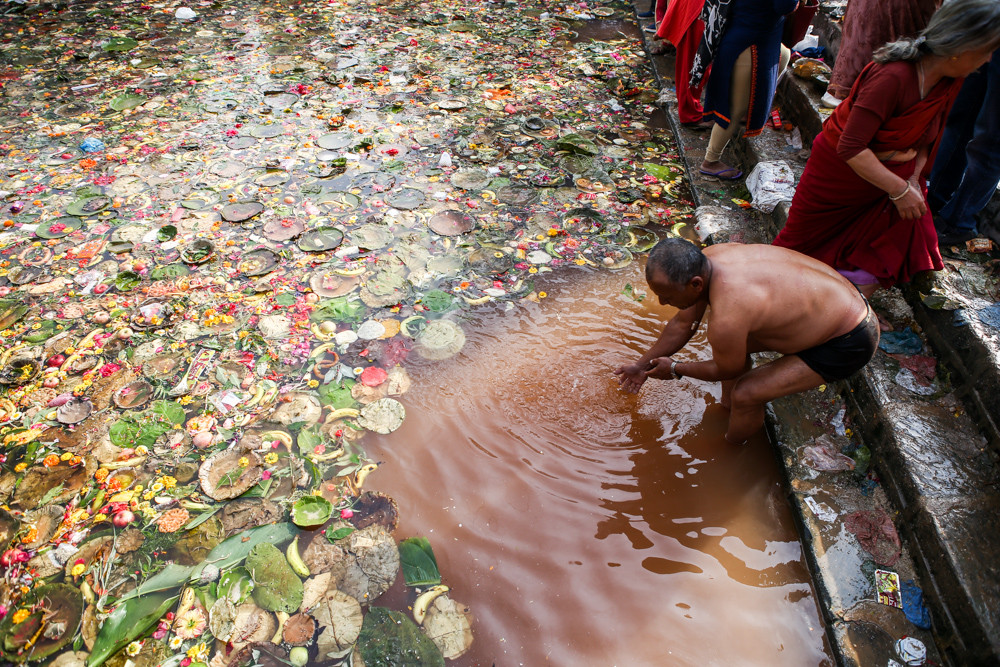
left=332, top=264, right=367, bottom=276
left=243, top=382, right=266, bottom=409
left=176, top=586, right=196, bottom=619
left=310, top=447, right=345, bottom=463
left=286, top=536, right=311, bottom=577
left=310, top=342, right=338, bottom=359
left=310, top=323, right=333, bottom=342
left=462, top=294, right=490, bottom=306
left=102, top=456, right=147, bottom=470
left=272, top=611, right=290, bottom=644
left=77, top=328, right=104, bottom=350
left=353, top=463, right=378, bottom=489
left=260, top=430, right=293, bottom=450
left=413, top=585, right=449, bottom=625
left=326, top=407, right=360, bottom=422
left=0, top=344, right=25, bottom=368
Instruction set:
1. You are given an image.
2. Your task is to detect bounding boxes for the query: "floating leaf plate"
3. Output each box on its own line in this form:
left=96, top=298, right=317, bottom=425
left=297, top=226, right=345, bottom=252
left=221, top=201, right=264, bottom=222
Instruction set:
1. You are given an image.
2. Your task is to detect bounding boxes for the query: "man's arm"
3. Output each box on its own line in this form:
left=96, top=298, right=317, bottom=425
left=614, top=301, right=707, bottom=392
left=644, top=310, right=748, bottom=382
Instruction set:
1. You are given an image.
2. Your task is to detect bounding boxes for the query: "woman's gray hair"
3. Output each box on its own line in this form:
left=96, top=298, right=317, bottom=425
left=874, top=0, right=1000, bottom=63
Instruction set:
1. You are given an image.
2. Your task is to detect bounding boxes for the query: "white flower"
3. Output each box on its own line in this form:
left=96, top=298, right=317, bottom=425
left=168, top=636, right=184, bottom=650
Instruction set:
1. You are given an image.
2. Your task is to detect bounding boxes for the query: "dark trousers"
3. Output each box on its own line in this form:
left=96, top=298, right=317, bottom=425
left=928, top=52, right=1000, bottom=234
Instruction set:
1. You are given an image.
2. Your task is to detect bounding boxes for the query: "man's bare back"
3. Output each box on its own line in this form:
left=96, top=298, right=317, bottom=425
left=703, top=244, right=869, bottom=356
left=614, top=239, right=879, bottom=445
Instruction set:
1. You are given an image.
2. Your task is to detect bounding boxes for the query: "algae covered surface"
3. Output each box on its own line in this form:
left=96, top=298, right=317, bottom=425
left=0, top=0, right=690, bottom=663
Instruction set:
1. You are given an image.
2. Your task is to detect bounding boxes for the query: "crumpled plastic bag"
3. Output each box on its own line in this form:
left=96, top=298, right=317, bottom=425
left=878, top=327, right=923, bottom=355
left=955, top=302, right=1000, bottom=329
left=745, top=161, right=796, bottom=213
left=902, top=579, right=933, bottom=630
left=800, top=435, right=855, bottom=471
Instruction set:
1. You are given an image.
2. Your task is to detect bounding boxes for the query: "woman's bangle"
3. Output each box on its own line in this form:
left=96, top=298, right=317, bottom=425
left=888, top=183, right=910, bottom=201
left=670, top=360, right=682, bottom=379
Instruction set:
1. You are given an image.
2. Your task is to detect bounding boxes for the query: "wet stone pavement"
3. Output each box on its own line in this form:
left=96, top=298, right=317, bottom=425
left=0, top=0, right=700, bottom=665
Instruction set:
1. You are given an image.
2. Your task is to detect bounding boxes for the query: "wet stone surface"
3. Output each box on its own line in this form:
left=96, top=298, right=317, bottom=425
left=0, top=0, right=693, bottom=665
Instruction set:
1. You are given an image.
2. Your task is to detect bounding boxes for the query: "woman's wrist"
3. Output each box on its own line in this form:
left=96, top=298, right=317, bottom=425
left=888, top=181, right=910, bottom=201
left=670, top=360, right=683, bottom=379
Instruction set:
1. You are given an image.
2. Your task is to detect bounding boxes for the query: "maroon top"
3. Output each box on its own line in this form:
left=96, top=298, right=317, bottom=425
left=833, top=61, right=950, bottom=161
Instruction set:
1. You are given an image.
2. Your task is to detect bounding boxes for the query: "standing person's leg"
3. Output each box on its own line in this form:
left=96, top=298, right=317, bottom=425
left=701, top=47, right=753, bottom=179
left=936, top=55, right=1000, bottom=240
left=927, top=64, right=989, bottom=215
left=675, top=21, right=707, bottom=124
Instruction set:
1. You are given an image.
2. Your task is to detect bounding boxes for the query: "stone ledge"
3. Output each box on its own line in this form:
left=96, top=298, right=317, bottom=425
left=640, top=8, right=1000, bottom=661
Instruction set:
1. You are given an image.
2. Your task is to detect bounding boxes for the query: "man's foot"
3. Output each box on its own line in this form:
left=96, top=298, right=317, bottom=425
left=937, top=228, right=977, bottom=247
left=637, top=9, right=654, bottom=18
left=642, top=23, right=657, bottom=33
left=700, top=161, right=742, bottom=180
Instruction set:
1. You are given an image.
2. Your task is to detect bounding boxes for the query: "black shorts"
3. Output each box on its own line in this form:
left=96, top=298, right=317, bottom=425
left=795, top=307, right=880, bottom=382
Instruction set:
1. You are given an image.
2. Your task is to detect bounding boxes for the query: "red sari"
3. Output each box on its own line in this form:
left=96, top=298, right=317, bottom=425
left=773, top=61, right=963, bottom=287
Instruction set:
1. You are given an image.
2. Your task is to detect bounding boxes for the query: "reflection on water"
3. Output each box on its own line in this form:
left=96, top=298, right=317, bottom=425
left=370, top=261, right=832, bottom=666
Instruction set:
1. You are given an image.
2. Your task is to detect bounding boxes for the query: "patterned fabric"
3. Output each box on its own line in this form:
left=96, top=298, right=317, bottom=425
left=689, top=0, right=732, bottom=87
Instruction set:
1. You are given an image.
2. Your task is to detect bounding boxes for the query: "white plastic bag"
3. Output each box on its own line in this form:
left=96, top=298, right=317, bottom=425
left=745, top=160, right=796, bottom=213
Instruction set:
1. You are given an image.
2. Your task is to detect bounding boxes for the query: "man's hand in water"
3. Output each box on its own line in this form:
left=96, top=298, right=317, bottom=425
left=643, top=356, right=677, bottom=381
left=614, top=361, right=652, bottom=393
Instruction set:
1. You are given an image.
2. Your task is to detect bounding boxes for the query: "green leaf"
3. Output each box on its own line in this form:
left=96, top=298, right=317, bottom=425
left=621, top=283, right=645, bottom=302
left=309, top=296, right=366, bottom=323
left=296, top=427, right=323, bottom=456
left=398, top=537, right=441, bottom=587
left=421, top=289, right=456, bottom=313
left=156, top=225, right=177, bottom=242
left=643, top=162, right=674, bottom=182
left=37, top=483, right=65, bottom=507
left=115, top=271, right=141, bottom=291
left=150, top=400, right=186, bottom=426
left=291, top=496, right=333, bottom=528
left=109, top=419, right=142, bottom=447
left=317, top=380, right=356, bottom=409
left=110, top=93, right=147, bottom=111
left=115, top=562, right=194, bottom=604
left=190, top=522, right=297, bottom=581
left=103, top=36, right=138, bottom=52
left=217, top=567, right=254, bottom=604
left=325, top=525, right=355, bottom=542
left=87, top=590, right=178, bottom=667
left=275, top=293, right=297, bottom=306
left=246, top=543, right=304, bottom=612
left=184, top=506, right=221, bottom=531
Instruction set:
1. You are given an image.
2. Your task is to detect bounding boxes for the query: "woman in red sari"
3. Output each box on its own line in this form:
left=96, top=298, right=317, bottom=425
left=773, top=0, right=1000, bottom=297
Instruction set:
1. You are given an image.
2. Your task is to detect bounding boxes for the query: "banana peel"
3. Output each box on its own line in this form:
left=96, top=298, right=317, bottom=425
left=413, top=585, right=450, bottom=625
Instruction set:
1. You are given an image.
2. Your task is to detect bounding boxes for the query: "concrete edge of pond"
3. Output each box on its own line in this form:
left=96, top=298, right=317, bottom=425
left=635, top=5, right=1000, bottom=664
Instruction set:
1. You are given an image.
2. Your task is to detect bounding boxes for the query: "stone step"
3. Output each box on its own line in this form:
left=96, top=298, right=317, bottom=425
left=638, top=5, right=1000, bottom=663
left=749, top=48, right=1000, bottom=666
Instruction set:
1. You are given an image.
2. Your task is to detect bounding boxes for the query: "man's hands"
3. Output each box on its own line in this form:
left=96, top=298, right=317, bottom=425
left=614, top=356, right=675, bottom=393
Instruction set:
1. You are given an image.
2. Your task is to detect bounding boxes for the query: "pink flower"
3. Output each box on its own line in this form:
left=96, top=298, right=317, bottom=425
left=340, top=509, right=354, bottom=519
left=261, top=471, right=271, bottom=481
left=173, top=608, right=207, bottom=639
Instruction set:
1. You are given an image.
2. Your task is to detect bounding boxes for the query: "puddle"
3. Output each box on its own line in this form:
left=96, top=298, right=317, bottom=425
left=369, top=263, right=833, bottom=665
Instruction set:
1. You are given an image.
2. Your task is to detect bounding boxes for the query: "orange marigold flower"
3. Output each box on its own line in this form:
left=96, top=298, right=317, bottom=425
left=94, top=468, right=109, bottom=483
left=42, top=454, right=60, bottom=467
left=157, top=508, right=190, bottom=533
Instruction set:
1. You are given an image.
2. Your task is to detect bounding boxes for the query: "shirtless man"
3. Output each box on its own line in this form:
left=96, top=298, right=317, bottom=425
left=614, top=239, right=879, bottom=445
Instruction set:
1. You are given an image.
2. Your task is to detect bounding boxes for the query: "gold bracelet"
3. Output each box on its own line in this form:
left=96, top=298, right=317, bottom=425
left=888, top=183, right=910, bottom=201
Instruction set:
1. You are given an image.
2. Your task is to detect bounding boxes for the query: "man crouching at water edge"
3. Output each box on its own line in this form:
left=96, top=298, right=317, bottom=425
left=614, top=239, right=880, bottom=445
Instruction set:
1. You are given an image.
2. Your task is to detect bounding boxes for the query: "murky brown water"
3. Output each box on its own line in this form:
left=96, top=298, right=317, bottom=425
left=370, top=262, right=833, bottom=666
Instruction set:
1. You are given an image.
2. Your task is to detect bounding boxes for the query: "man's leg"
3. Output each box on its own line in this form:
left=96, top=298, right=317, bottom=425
left=724, top=355, right=825, bottom=444
left=936, top=54, right=1000, bottom=236
left=719, top=353, right=753, bottom=410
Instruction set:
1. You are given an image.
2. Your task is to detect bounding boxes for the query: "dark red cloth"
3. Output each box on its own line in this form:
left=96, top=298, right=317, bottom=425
left=827, top=0, right=940, bottom=99
left=773, top=133, right=942, bottom=287
left=827, top=61, right=962, bottom=168
left=773, top=61, right=963, bottom=287
left=674, top=21, right=707, bottom=123
left=657, top=0, right=703, bottom=45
